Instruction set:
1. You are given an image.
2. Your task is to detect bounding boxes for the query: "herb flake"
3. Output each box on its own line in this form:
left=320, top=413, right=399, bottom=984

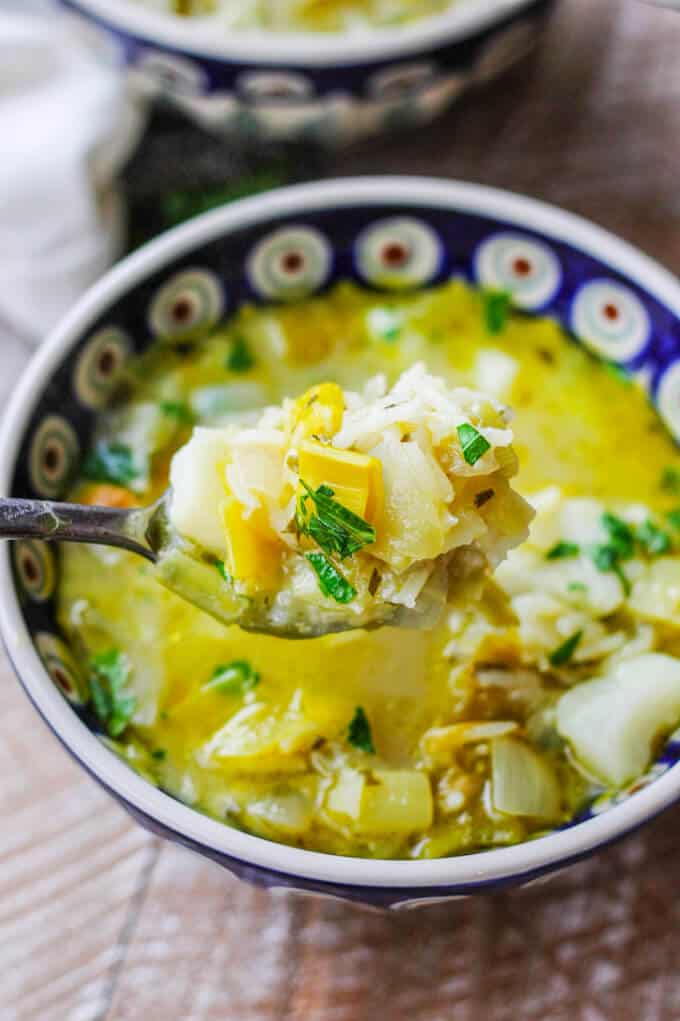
left=89, top=649, right=135, bottom=737
left=160, top=400, right=194, bottom=425
left=81, top=442, right=137, bottom=486
left=549, top=630, right=583, bottom=668
left=457, top=423, right=491, bottom=466
left=227, top=336, right=255, bottom=373
left=347, top=706, right=375, bottom=754
left=547, top=541, right=580, bottom=560
left=203, top=660, right=260, bottom=696
left=298, top=481, right=376, bottom=560
left=305, top=552, right=356, bottom=604
left=482, top=290, right=511, bottom=335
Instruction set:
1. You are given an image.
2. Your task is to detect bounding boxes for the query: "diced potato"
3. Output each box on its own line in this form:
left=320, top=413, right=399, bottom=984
left=290, top=382, right=344, bottom=440
left=557, top=653, right=680, bottom=786
left=371, top=433, right=450, bottom=569
left=199, top=700, right=320, bottom=774
left=629, top=559, right=680, bottom=624
left=357, top=770, right=433, bottom=834
left=245, top=788, right=315, bottom=837
left=169, top=427, right=232, bottom=556
left=298, top=439, right=383, bottom=523
left=326, top=768, right=365, bottom=820
left=326, top=768, right=433, bottom=835
left=222, top=497, right=282, bottom=590
left=225, top=429, right=287, bottom=508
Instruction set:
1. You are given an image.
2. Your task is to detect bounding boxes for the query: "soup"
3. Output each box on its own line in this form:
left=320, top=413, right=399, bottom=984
left=136, top=0, right=454, bottom=33
left=58, top=279, right=680, bottom=859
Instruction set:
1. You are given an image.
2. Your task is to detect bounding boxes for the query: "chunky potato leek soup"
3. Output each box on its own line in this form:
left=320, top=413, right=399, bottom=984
left=59, top=279, right=680, bottom=860
left=137, top=0, right=454, bottom=33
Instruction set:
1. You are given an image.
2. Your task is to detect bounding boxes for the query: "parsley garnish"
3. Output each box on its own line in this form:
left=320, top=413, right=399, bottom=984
left=660, top=467, right=680, bottom=494
left=89, top=649, right=135, bottom=737
left=549, top=630, right=583, bottom=668
left=305, top=552, right=357, bottom=604
left=546, top=541, right=580, bottom=560
left=601, top=512, right=635, bottom=559
left=457, top=423, right=491, bottom=466
left=151, top=748, right=167, bottom=761
left=482, top=290, right=511, bottom=335
left=667, top=509, right=680, bottom=531
left=203, top=660, right=260, bottom=695
left=590, top=543, right=631, bottom=595
left=215, top=559, right=231, bottom=583
left=636, top=519, right=671, bottom=556
left=226, top=336, right=255, bottom=373
left=586, top=512, right=635, bottom=595
left=160, top=400, right=194, bottom=425
left=298, top=481, right=376, bottom=560
left=567, top=581, right=588, bottom=594
left=81, top=442, right=137, bottom=486
left=347, top=706, right=375, bottom=754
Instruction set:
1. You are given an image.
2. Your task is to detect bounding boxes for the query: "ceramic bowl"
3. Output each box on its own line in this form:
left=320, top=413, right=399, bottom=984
left=3, top=178, right=680, bottom=909
left=57, top=0, right=555, bottom=144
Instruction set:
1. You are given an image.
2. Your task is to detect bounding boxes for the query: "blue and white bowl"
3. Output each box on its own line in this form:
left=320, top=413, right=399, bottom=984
left=3, top=178, right=680, bottom=909
left=58, top=0, right=555, bottom=144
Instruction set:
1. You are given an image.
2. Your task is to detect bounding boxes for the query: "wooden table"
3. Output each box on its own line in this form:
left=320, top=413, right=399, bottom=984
left=3, top=1, right=680, bottom=1017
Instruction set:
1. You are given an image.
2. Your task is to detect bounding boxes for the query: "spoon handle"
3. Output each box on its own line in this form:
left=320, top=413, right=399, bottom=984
left=0, top=497, right=157, bottom=561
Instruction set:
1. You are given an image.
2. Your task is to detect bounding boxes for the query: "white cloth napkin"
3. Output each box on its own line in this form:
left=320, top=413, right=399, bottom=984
left=0, top=1, right=145, bottom=346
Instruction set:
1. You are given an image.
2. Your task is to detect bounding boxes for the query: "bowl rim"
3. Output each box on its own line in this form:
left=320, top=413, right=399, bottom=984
left=62, top=0, right=540, bottom=67
left=3, top=176, right=680, bottom=891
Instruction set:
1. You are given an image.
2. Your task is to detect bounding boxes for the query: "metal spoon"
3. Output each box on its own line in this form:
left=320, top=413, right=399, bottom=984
left=0, top=495, right=444, bottom=638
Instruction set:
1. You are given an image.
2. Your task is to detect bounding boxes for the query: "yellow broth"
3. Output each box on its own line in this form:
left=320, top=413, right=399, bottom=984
left=58, top=280, right=680, bottom=858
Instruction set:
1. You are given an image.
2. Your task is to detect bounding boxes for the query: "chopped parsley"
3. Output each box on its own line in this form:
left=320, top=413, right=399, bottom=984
left=298, top=481, right=376, bottom=560
left=151, top=748, right=167, bottom=761
left=667, top=508, right=680, bottom=532
left=482, top=290, right=511, bottom=335
left=226, top=335, right=255, bottom=373
left=601, top=512, right=635, bottom=560
left=591, top=543, right=631, bottom=595
left=636, top=519, right=671, bottom=556
left=89, top=649, right=136, bottom=738
left=81, top=442, right=137, bottom=486
left=549, top=630, right=583, bottom=668
left=660, top=467, right=680, bottom=494
left=305, top=552, right=356, bottom=604
left=546, top=541, right=580, bottom=560
left=347, top=706, right=375, bottom=754
left=159, top=400, right=194, bottom=425
left=215, top=559, right=231, bottom=583
left=203, top=660, right=260, bottom=695
left=567, top=581, right=588, bottom=594
left=457, top=423, right=491, bottom=466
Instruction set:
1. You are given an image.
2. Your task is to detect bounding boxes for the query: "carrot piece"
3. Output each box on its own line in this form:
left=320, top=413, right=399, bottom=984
left=80, top=484, right=138, bottom=509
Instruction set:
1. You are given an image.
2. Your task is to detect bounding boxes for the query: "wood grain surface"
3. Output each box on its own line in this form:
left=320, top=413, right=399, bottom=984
left=3, top=1, right=680, bottom=1018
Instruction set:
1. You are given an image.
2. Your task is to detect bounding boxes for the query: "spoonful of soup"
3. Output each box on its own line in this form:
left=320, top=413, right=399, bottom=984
left=0, top=364, right=533, bottom=637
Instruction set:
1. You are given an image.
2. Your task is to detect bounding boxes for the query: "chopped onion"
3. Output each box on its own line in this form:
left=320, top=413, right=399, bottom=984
left=491, top=737, right=561, bottom=820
